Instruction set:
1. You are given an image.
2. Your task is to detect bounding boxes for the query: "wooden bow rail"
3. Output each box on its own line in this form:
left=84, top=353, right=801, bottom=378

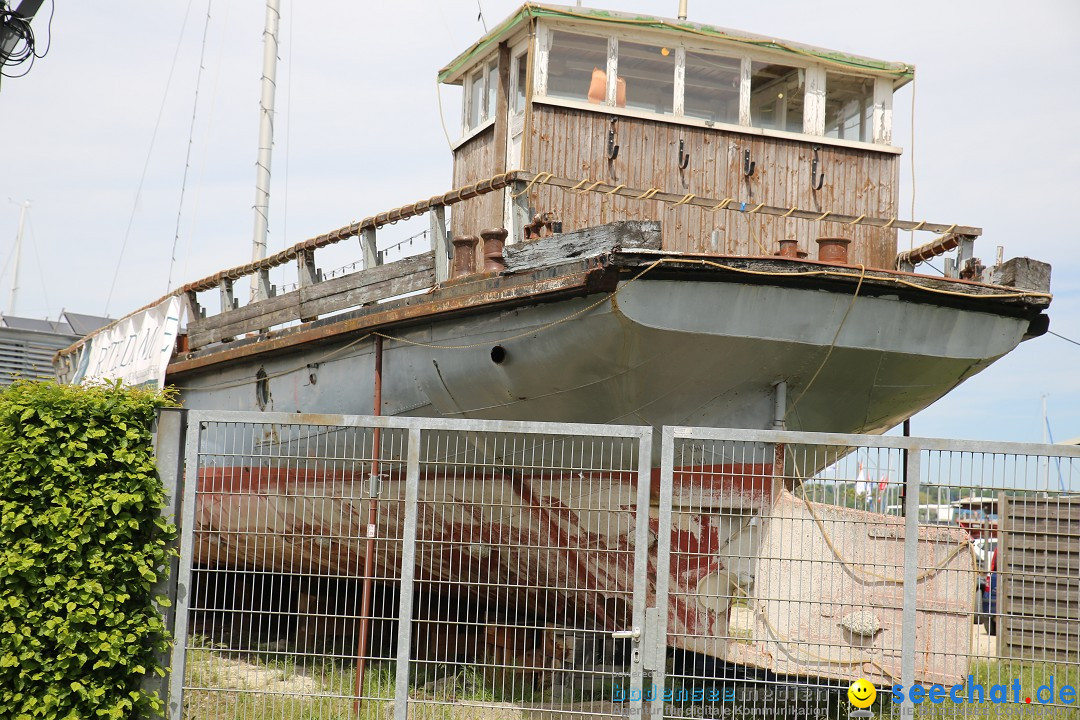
left=57, top=169, right=983, bottom=363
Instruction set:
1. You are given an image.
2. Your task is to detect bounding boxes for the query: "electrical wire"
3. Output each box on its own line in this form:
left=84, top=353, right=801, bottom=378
left=0, top=0, right=52, bottom=81
left=104, top=0, right=197, bottom=315
left=26, top=209, right=51, bottom=318
left=167, top=0, right=215, bottom=293
left=1048, top=330, right=1080, bottom=349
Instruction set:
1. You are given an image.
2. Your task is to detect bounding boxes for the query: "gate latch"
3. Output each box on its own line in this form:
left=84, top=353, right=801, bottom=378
left=365, top=472, right=383, bottom=499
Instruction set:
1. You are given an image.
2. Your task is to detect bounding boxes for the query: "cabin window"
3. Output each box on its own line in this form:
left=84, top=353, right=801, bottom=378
left=824, top=72, right=873, bottom=142
left=463, top=57, right=499, bottom=133
left=750, top=61, right=804, bottom=133
left=547, top=30, right=610, bottom=103
left=486, top=61, right=499, bottom=120
left=617, top=40, right=675, bottom=114
left=683, top=50, right=741, bottom=124
left=513, top=50, right=528, bottom=113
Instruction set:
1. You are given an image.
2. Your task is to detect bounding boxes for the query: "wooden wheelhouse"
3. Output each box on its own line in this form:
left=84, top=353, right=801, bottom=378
left=440, top=4, right=913, bottom=268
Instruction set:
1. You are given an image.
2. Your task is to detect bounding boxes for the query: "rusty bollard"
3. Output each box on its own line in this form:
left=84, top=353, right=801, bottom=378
left=816, top=236, right=851, bottom=264
left=451, top=235, right=479, bottom=278
left=481, top=228, right=508, bottom=273
left=775, top=239, right=800, bottom=258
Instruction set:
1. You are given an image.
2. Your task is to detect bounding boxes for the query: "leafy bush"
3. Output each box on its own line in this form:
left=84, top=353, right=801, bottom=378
left=0, top=381, right=177, bottom=719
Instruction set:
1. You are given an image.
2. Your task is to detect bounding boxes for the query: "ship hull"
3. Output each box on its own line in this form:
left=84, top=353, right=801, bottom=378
left=178, top=269, right=1018, bottom=683
left=178, top=275, right=1029, bottom=445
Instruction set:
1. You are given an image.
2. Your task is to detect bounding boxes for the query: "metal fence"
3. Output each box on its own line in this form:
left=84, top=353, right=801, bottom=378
left=156, top=411, right=1080, bottom=720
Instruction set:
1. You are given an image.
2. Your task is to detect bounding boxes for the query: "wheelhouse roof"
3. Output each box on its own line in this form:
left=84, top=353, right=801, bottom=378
left=438, top=3, right=914, bottom=85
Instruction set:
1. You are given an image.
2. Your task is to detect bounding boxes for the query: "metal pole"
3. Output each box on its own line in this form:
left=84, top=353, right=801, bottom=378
left=899, top=441, right=921, bottom=719
left=354, top=334, right=383, bottom=713
left=7, top=202, right=27, bottom=315
left=392, top=431, right=422, bottom=720
left=900, top=418, right=910, bottom=517
left=249, top=0, right=280, bottom=302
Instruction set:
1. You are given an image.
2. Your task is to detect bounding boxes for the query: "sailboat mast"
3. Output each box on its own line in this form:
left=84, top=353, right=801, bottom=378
left=250, top=0, right=281, bottom=302
left=8, top=201, right=28, bottom=315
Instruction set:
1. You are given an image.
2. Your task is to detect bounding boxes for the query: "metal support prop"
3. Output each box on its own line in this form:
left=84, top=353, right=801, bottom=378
left=353, top=334, right=383, bottom=713
left=392, top=431, right=422, bottom=720
left=899, top=443, right=921, bottom=718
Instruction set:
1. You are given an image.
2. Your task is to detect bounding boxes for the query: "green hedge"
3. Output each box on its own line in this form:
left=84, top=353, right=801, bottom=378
left=0, top=381, right=177, bottom=719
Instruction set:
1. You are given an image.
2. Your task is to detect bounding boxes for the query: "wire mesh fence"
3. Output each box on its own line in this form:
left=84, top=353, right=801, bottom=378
left=159, top=414, right=1080, bottom=720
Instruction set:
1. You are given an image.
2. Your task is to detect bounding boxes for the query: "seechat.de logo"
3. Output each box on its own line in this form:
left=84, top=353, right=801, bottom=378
left=848, top=678, right=877, bottom=717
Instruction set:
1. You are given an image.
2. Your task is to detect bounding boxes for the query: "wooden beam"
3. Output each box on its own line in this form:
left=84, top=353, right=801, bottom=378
left=803, top=65, right=827, bottom=136
left=298, top=248, right=320, bottom=288
left=430, top=205, right=450, bottom=283
left=673, top=47, right=686, bottom=117
left=504, top=220, right=661, bottom=270
left=738, top=56, right=751, bottom=126
left=873, top=77, right=893, bottom=145
left=361, top=227, right=379, bottom=270
left=218, top=278, right=236, bottom=314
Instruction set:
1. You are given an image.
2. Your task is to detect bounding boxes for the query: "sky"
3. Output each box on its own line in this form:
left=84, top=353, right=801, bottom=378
left=0, top=0, right=1078, bottom=444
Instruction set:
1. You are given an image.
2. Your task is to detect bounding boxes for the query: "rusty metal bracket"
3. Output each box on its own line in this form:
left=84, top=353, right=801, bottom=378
left=677, top=138, right=690, bottom=170
left=743, top=149, right=756, bottom=177
left=607, top=117, right=620, bottom=160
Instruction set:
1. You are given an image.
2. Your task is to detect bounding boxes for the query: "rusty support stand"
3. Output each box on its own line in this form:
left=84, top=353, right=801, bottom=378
left=354, top=334, right=383, bottom=715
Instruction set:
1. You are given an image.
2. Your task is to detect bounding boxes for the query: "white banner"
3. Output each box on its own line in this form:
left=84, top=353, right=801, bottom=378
left=72, top=296, right=184, bottom=390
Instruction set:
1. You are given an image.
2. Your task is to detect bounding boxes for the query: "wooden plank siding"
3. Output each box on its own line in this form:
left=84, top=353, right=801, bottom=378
left=450, top=102, right=901, bottom=268
left=998, top=494, right=1080, bottom=663
left=450, top=125, right=503, bottom=267
left=524, top=105, right=899, bottom=268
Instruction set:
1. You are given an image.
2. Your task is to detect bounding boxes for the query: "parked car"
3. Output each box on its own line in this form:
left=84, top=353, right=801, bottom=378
left=980, top=548, right=998, bottom=635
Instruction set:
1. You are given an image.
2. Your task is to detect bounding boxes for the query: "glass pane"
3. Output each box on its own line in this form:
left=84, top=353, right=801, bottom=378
left=683, top=50, right=740, bottom=124
left=617, top=40, right=674, bottom=114
left=825, top=72, right=874, bottom=142
left=468, top=70, right=483, bottom=129
left=486, top=61, right=498, bottom=121
left=513, top=52, right=528, bottom=114
left=546, top=30, right=609, bottom=103
left=750, top=61, right=804, bottom=132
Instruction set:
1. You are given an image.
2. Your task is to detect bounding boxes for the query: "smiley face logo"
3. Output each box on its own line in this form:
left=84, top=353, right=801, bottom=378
left=847, top=678, right=877, bottom=709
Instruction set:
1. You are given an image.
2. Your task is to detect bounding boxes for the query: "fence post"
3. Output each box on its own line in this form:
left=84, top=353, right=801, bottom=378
left=167, top=413, right=203, bottom=720
left=145, top=408, right=187, bottom=717
left=393, top=430, right=422, bottom=720
left=899, top=441, right=921, bottom=719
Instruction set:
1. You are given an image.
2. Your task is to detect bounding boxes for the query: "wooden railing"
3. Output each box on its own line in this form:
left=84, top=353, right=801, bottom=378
left=57, top=170, right=984, bottom=365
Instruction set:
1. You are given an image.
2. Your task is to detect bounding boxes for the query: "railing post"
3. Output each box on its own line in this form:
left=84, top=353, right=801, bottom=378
left=899, top=441, right=921, bottom=719
left=255, top=268, right=273, bottom=301
left=218, top=278, right=236, bottom=314
left=430, top=204, right=450, bottom=283
left=298, top=248, right=320, bottom=288
left=185, top=291, right=204, bottom=320
left=510, top=180, right=530, bottom=245
left=361, top=227, right=379, bottom=270
left=298, top=248, right=321, bottom=322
